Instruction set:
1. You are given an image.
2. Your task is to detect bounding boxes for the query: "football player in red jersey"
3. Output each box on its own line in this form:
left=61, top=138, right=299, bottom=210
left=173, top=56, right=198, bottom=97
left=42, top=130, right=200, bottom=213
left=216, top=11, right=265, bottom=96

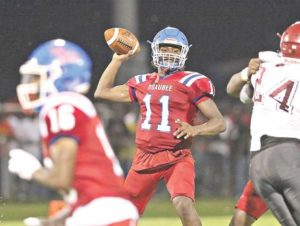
left=95, top=27, right=226, bottom=226
left=8, top=39, right=138, bottom=226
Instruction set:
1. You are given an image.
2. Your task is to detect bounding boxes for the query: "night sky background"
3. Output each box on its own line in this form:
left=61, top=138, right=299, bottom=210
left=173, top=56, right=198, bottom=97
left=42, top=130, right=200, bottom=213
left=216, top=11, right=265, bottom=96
left=1, top=0, right=300, bottom=103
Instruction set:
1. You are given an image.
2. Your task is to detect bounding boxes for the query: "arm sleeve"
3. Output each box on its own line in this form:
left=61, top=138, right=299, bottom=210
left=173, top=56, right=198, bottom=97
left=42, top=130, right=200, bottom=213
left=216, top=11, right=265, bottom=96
left=126, top=74, right=149, bottom=102
left=191, top=76, right=215, bottom=105
left=126, top=77, right=138, bottom=102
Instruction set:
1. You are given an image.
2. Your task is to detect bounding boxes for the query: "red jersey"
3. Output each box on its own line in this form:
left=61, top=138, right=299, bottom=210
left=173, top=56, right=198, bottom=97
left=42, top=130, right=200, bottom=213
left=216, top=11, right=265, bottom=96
left=127, top=71, right=215, bottom=172
left=127, top=71, right=215, bottom=153
left=39, top=92, right=128, bottom=209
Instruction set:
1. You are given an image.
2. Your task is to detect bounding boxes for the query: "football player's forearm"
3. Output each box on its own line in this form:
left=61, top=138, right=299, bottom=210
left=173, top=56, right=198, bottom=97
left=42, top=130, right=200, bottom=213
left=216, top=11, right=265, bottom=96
left=33, top=168, right=72, bottom=191
left=194, top=117, right=226, bottom=136
left=226, top=72, right=248, bottom=97
left=94, top=59, right=122, bottom=98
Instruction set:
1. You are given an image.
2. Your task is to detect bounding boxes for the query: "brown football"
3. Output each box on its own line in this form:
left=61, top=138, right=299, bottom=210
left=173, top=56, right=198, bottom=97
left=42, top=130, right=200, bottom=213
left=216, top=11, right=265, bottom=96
left=104, top=28, right=140, bottom=55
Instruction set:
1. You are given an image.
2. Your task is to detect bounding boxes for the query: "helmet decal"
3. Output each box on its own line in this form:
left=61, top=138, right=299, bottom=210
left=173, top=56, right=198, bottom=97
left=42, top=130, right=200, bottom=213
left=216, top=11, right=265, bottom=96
left=50, top=47, right=84, bottom=65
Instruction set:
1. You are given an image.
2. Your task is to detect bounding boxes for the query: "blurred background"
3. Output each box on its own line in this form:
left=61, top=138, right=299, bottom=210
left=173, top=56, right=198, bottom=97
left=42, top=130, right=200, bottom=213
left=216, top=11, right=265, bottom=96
left=0, top=0, right=299, bottom=205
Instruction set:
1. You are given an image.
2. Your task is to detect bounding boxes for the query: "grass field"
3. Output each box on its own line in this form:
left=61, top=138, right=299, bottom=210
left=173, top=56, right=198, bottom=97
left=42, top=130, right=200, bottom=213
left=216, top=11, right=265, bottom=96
left=0, top=198, right=280, bottom=226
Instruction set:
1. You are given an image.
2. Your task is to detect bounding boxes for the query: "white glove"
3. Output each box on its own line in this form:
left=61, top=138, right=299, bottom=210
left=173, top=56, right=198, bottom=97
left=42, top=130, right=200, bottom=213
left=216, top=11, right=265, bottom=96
left=8, top=149, right=42, bottom=180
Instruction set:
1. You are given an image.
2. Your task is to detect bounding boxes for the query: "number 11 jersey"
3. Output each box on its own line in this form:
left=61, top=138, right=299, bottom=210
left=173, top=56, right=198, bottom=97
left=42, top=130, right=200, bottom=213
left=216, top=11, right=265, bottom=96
left=127, top=71, right=215, bottom=153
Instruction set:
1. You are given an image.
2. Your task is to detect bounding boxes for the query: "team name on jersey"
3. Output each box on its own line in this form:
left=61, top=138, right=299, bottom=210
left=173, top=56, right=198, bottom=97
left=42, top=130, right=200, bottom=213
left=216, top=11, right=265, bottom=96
left=148, top=84, right=173, bottom=92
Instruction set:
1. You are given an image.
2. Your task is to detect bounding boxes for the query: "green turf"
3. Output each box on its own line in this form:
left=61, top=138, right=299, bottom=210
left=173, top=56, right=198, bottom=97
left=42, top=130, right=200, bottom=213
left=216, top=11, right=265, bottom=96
left=205, top=215, right=279, bottom=226
left=144, top=197, right=234, bottom=217
left=140, top=215, right=279, bottom=226
left=0, top=202, right=48, bottom=221
left=2, top=216, right=280, bottom=226
left=0, top=198, right=280, bottom=226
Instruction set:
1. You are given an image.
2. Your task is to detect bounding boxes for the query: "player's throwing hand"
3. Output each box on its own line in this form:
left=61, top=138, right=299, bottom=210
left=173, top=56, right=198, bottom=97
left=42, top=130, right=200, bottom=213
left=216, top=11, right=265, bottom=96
left=112, top=50, right=135, bottom=63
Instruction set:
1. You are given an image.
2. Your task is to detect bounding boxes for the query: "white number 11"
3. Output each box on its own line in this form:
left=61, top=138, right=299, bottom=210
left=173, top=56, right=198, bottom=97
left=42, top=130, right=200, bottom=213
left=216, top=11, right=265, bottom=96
left=141, top=94, right=171, bottom=132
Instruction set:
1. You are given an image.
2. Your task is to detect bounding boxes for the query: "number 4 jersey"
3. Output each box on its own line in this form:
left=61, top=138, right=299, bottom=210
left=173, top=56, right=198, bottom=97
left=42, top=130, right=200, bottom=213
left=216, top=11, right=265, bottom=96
left=250, top=60, right=300, bottom=151
left=39, top=92, right=129, bottom=209
left=127, top=71, right=215, bottom=153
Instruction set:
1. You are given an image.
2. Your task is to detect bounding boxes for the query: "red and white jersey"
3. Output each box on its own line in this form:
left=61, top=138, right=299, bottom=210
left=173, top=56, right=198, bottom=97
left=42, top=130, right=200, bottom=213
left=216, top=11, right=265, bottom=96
left=127, top=71, right=215, bottom=153
left=39, top=92, right=128, bottom=208
left=250, top=59, right=300, bottom=151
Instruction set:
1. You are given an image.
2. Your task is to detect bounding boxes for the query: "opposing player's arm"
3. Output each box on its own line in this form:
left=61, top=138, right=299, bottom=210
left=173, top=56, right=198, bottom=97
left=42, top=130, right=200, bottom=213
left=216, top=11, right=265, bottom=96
left=226, top=72, right=248, bottom=97
left=227, top=58, right=261, bottom=97
left=174, top=98, right=225, bottom=139
left=94, top=52, right=134, bottom=102
left=32, top=137, right=77, bottom=191
left=239, top=83, right=254, bottom=104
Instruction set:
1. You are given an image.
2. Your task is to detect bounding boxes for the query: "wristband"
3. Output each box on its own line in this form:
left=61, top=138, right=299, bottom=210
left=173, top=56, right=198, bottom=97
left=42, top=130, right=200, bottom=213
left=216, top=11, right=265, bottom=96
left=240, top=67, right=249, bottom=82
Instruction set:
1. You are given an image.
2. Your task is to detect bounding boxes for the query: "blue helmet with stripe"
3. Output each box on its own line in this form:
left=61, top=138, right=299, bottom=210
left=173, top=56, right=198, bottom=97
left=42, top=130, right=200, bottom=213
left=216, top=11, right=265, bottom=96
left=149, top=27, right=191, bottom=70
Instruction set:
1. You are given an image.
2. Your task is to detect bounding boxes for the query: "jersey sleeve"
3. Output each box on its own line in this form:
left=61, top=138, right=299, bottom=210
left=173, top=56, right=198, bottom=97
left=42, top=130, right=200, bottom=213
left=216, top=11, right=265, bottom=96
left=126, top=74, right=149, bottom=102
left=190, top=76, right=215, bottom=105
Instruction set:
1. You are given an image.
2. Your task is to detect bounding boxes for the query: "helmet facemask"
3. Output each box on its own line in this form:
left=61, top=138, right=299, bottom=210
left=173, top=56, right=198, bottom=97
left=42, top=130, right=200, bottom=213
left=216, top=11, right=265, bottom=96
left=149, top=27, right=191, bottom=72
left=17, top=60, right=62, bottom=110
left=151, top=42, right=189, bottom=70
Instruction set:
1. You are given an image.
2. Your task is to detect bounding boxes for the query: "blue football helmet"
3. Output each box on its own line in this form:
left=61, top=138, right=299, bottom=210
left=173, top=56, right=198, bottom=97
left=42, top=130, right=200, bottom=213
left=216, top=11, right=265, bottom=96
left=17, top=39, right=92, bottom=110
left=149, top=27, right=191, bottom=70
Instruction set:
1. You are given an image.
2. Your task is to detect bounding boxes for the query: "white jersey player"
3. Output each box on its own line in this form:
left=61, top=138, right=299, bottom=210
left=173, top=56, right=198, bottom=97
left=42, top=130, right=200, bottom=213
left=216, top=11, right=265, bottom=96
left=249, top=53, right=300, bottom=151
left=228, top=22, right=300, bottom=226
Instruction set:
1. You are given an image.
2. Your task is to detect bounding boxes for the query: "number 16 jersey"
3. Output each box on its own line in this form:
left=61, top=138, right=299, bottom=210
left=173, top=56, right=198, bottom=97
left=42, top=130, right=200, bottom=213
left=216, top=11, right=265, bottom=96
left=39, top=92, right=129, bottom=209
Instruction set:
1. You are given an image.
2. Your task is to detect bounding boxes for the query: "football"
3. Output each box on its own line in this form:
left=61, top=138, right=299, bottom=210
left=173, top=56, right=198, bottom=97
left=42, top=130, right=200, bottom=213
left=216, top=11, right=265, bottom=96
left=104, top=27, right=140, bottom=55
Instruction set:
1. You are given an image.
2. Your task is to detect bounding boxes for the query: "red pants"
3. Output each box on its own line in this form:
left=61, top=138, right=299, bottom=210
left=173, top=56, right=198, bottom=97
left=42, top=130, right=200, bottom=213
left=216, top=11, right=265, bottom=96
left=236, top=180, right=268, bottom=219
left=125, top=156, right=195, bottom=215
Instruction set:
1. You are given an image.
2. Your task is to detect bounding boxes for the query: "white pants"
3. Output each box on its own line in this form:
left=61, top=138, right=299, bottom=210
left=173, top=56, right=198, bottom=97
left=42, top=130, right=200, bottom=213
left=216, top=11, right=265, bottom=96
left=66, top=197, right=138, bottom=226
